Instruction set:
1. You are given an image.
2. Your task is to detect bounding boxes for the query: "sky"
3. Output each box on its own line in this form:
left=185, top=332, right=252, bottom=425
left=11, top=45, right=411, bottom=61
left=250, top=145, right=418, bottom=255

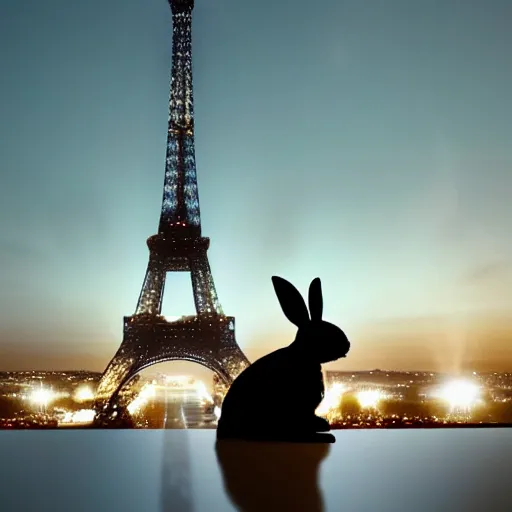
left=1, top=0, right=511, bottom=376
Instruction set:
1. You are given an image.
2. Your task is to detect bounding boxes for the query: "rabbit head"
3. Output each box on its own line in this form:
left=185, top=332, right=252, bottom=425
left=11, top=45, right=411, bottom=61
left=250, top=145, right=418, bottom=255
left=271, top=276, right=351, bottom=364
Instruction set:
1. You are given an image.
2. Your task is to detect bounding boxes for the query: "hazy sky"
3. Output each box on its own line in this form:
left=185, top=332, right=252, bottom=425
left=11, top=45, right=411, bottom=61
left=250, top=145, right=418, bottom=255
left=1, top=0, right=511, bottom=375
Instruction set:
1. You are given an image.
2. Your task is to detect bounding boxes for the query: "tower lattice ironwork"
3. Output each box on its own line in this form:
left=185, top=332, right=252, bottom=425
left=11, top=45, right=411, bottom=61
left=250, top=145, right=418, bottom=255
left=94, top=0, right=250, bottom=418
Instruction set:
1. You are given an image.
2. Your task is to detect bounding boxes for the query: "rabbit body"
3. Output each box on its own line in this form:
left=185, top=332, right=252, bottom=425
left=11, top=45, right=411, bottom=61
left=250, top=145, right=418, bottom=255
left=217, top=346, right=328, bottom=441
left=217, top=276, right=350, bottom=443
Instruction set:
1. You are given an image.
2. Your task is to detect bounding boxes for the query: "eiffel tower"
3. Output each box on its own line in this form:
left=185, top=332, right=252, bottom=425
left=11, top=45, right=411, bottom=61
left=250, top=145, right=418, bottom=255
left=94, top=0, right=250, bottom=417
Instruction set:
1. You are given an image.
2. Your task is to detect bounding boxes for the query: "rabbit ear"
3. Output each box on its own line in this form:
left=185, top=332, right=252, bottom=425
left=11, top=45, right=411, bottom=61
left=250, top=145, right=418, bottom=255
left=308, top=277, right=323, bottom=322
left=271, top=276, right=310, bottom=328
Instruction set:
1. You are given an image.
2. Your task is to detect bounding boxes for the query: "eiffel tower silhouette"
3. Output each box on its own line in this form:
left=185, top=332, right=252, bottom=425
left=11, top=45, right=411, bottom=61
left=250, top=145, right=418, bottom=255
left=94, top=0, right=249, bottom=418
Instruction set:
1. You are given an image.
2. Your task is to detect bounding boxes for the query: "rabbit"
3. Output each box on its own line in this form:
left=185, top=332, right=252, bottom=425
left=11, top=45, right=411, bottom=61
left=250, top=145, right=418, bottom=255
left=217, top=276, right=351, bottom=443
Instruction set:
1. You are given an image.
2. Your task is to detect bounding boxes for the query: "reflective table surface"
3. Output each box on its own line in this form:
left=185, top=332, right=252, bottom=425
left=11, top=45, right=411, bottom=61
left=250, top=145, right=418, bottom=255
left=0, top=429, right=510, bottom=511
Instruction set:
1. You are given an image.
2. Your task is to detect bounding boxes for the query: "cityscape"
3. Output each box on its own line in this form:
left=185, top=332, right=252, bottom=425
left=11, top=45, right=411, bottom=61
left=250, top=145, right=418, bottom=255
left=2, top=0, right=511, bottom=437
left=1, top=368, right=511, bottom=429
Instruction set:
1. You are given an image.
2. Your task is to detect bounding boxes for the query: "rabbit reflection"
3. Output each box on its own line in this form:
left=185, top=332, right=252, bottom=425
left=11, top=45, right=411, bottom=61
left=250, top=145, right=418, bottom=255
left=216, top=440, right=331, bottom=512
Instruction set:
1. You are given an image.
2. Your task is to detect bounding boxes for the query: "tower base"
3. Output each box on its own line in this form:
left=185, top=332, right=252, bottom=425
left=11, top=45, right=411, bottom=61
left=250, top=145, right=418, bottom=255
left=93, top=314, right=249, bottom=425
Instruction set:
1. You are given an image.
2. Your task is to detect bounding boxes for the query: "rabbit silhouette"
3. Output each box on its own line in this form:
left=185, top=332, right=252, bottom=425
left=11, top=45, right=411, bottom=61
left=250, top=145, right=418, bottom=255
left=217, top=276, right=351, bottom=443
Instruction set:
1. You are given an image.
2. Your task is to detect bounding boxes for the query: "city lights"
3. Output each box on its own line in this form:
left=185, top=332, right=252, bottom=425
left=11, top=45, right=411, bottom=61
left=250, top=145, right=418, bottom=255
left=60, top=409, right=96, bottom=425
left=121, top=376, right=218, bottom=427
left=74, top=385, right=95, bottom=402
left=357, top=389, right=382, bottom=409
left=437, top=379, right=481, bottom=410
left=1, top=368, right=511, bottom=430
left=29, top=387, right=57, bottom=407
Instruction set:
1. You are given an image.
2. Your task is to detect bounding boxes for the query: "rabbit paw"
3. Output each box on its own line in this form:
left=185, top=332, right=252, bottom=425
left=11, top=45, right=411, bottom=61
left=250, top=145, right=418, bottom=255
left=313, top=416, right=330, bottom=432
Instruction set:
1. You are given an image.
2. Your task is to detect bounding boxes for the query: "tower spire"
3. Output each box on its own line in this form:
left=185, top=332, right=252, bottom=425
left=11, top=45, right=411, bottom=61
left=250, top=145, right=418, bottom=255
left=160, top=0, right=200, bottom=235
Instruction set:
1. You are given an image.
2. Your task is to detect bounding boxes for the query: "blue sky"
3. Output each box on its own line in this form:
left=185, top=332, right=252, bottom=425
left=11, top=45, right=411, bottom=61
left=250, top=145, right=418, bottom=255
left=1, top=0, right=511, bottom=373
